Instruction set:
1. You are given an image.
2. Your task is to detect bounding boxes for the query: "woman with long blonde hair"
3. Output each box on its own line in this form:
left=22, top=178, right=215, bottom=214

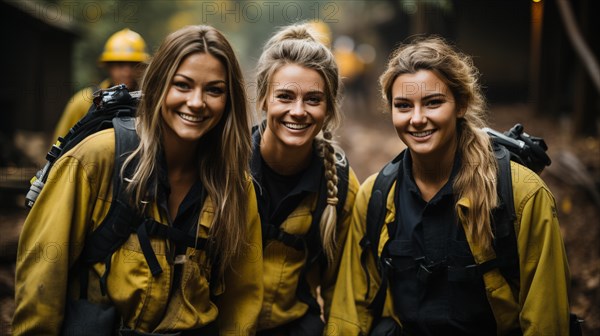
left=14, top=25, right=263, bottom=335
left=327, top=36, right=572, bottom=335
left=252, top=23, right=360, bottom=335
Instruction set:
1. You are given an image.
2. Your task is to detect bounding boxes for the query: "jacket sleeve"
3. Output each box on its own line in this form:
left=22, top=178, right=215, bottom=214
left=13, top=153, right=106, bottom=335
left=320, top=168, right=360, bottom=319
left=325, top=175, right=381, bottom=335
left=514, top=169, right=571, bottom=335
left=217, top=181, right=264, bottom=335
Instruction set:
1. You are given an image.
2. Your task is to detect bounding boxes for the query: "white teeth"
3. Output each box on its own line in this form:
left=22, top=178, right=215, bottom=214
left=283, top=122, right=310, bottom=130
left=412, top=130, right=434, bottom=137
left=178, top=113, right=203, bottom=122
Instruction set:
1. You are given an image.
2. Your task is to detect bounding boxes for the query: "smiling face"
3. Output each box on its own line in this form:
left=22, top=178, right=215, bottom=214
left=391, top=69, right=463, bottom=160
left=161, top=52, right=227, bottom=145
left=263, top=63, right=327, bottom=152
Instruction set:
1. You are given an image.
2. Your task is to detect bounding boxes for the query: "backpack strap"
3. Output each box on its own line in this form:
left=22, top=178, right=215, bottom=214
left=359, top=152, right=402, bottom=317
left=491, top=144, right=520, bottom=288
left=296, top=158, right=350, bottom=313
left=79, top=116, right=140, bottom=296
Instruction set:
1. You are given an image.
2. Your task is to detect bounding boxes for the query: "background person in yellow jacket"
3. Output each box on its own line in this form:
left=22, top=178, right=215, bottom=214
left=14, top=25, right=263, bottom=335
left=326, top=36, right=572, bottom=335
left=251, top=23, right=360, bottom=336
left=53, top=28, right=149, bottom=140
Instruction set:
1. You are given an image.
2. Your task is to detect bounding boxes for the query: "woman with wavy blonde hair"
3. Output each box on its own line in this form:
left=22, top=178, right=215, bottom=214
left=327, top=36, right=572, bottom=335
left=14, top=25, right=263, bottom=335
left=252, top=23, right=360, bottom=335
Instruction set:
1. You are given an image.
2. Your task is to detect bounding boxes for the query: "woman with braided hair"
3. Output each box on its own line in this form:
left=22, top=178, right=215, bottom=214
left=326, top=36, right=572, bottom=335
left=251, top=23, right=360, bottom=335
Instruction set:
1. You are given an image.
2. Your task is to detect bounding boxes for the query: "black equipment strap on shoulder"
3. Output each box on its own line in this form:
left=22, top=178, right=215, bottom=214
left=78, top=116, right=141, bottom=298
left=360, top=153, right=402, bottom=319
left=296, top=158, right=350, bottom=314
left=491, top=144, right=520, bottom=289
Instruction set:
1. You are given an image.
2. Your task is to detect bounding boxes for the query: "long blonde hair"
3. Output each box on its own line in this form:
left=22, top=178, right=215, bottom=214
left=379, top=36, right=498, bottom=250
left=123, top=25, right=252, bottom=276
left=255, top=23, right=344, bottom=263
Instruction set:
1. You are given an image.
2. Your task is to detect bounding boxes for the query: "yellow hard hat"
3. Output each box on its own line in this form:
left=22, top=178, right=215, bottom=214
left=99, top=28, right=149, bottom=63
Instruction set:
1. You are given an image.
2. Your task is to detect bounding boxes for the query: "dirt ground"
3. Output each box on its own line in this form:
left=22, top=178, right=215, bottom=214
left=0, top=103, right=598, bottom=335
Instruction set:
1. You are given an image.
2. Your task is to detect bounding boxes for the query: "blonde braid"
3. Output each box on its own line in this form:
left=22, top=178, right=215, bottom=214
left=319, top=130, right=339, bottom=264
left=454, top=120, right=498, bottom=251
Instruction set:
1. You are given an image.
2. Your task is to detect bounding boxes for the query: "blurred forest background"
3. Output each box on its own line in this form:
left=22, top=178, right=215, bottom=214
left=0, top=0, right=599, bottom=335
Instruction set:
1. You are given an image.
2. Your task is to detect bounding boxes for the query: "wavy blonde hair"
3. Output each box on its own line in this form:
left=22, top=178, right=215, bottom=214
left=255, top=23, right=344, bottom=263
left=379, top=36, right=498, bottom=251
left=123, top=25, right=251, bottom=276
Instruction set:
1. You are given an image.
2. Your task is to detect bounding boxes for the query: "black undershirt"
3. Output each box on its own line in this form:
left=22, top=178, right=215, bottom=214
left=260, top=158, right=305, bottom=222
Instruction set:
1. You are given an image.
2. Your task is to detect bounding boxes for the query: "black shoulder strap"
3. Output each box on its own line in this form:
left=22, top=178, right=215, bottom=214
left=359, top=152, right=402, bottom=305
left=334, top=158, right=350, bottom=225
left=79, top=117, right=140, bottom=297
left=75, top=117, right=137, bottom=298
left=492, top=144, right=520, bottom=288
left=82, top=117, right=140, bottom=264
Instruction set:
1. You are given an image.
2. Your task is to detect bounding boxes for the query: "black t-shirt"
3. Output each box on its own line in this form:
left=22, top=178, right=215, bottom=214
left=260, top=157, right=304, bottom=222
left=250, top=129, right=323, bottom=231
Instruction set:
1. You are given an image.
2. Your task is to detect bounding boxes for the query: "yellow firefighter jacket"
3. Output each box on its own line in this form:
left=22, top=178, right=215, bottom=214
left=326, top=161, right=571, bottom=336
left=13, top=129, right=263, bottom=335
